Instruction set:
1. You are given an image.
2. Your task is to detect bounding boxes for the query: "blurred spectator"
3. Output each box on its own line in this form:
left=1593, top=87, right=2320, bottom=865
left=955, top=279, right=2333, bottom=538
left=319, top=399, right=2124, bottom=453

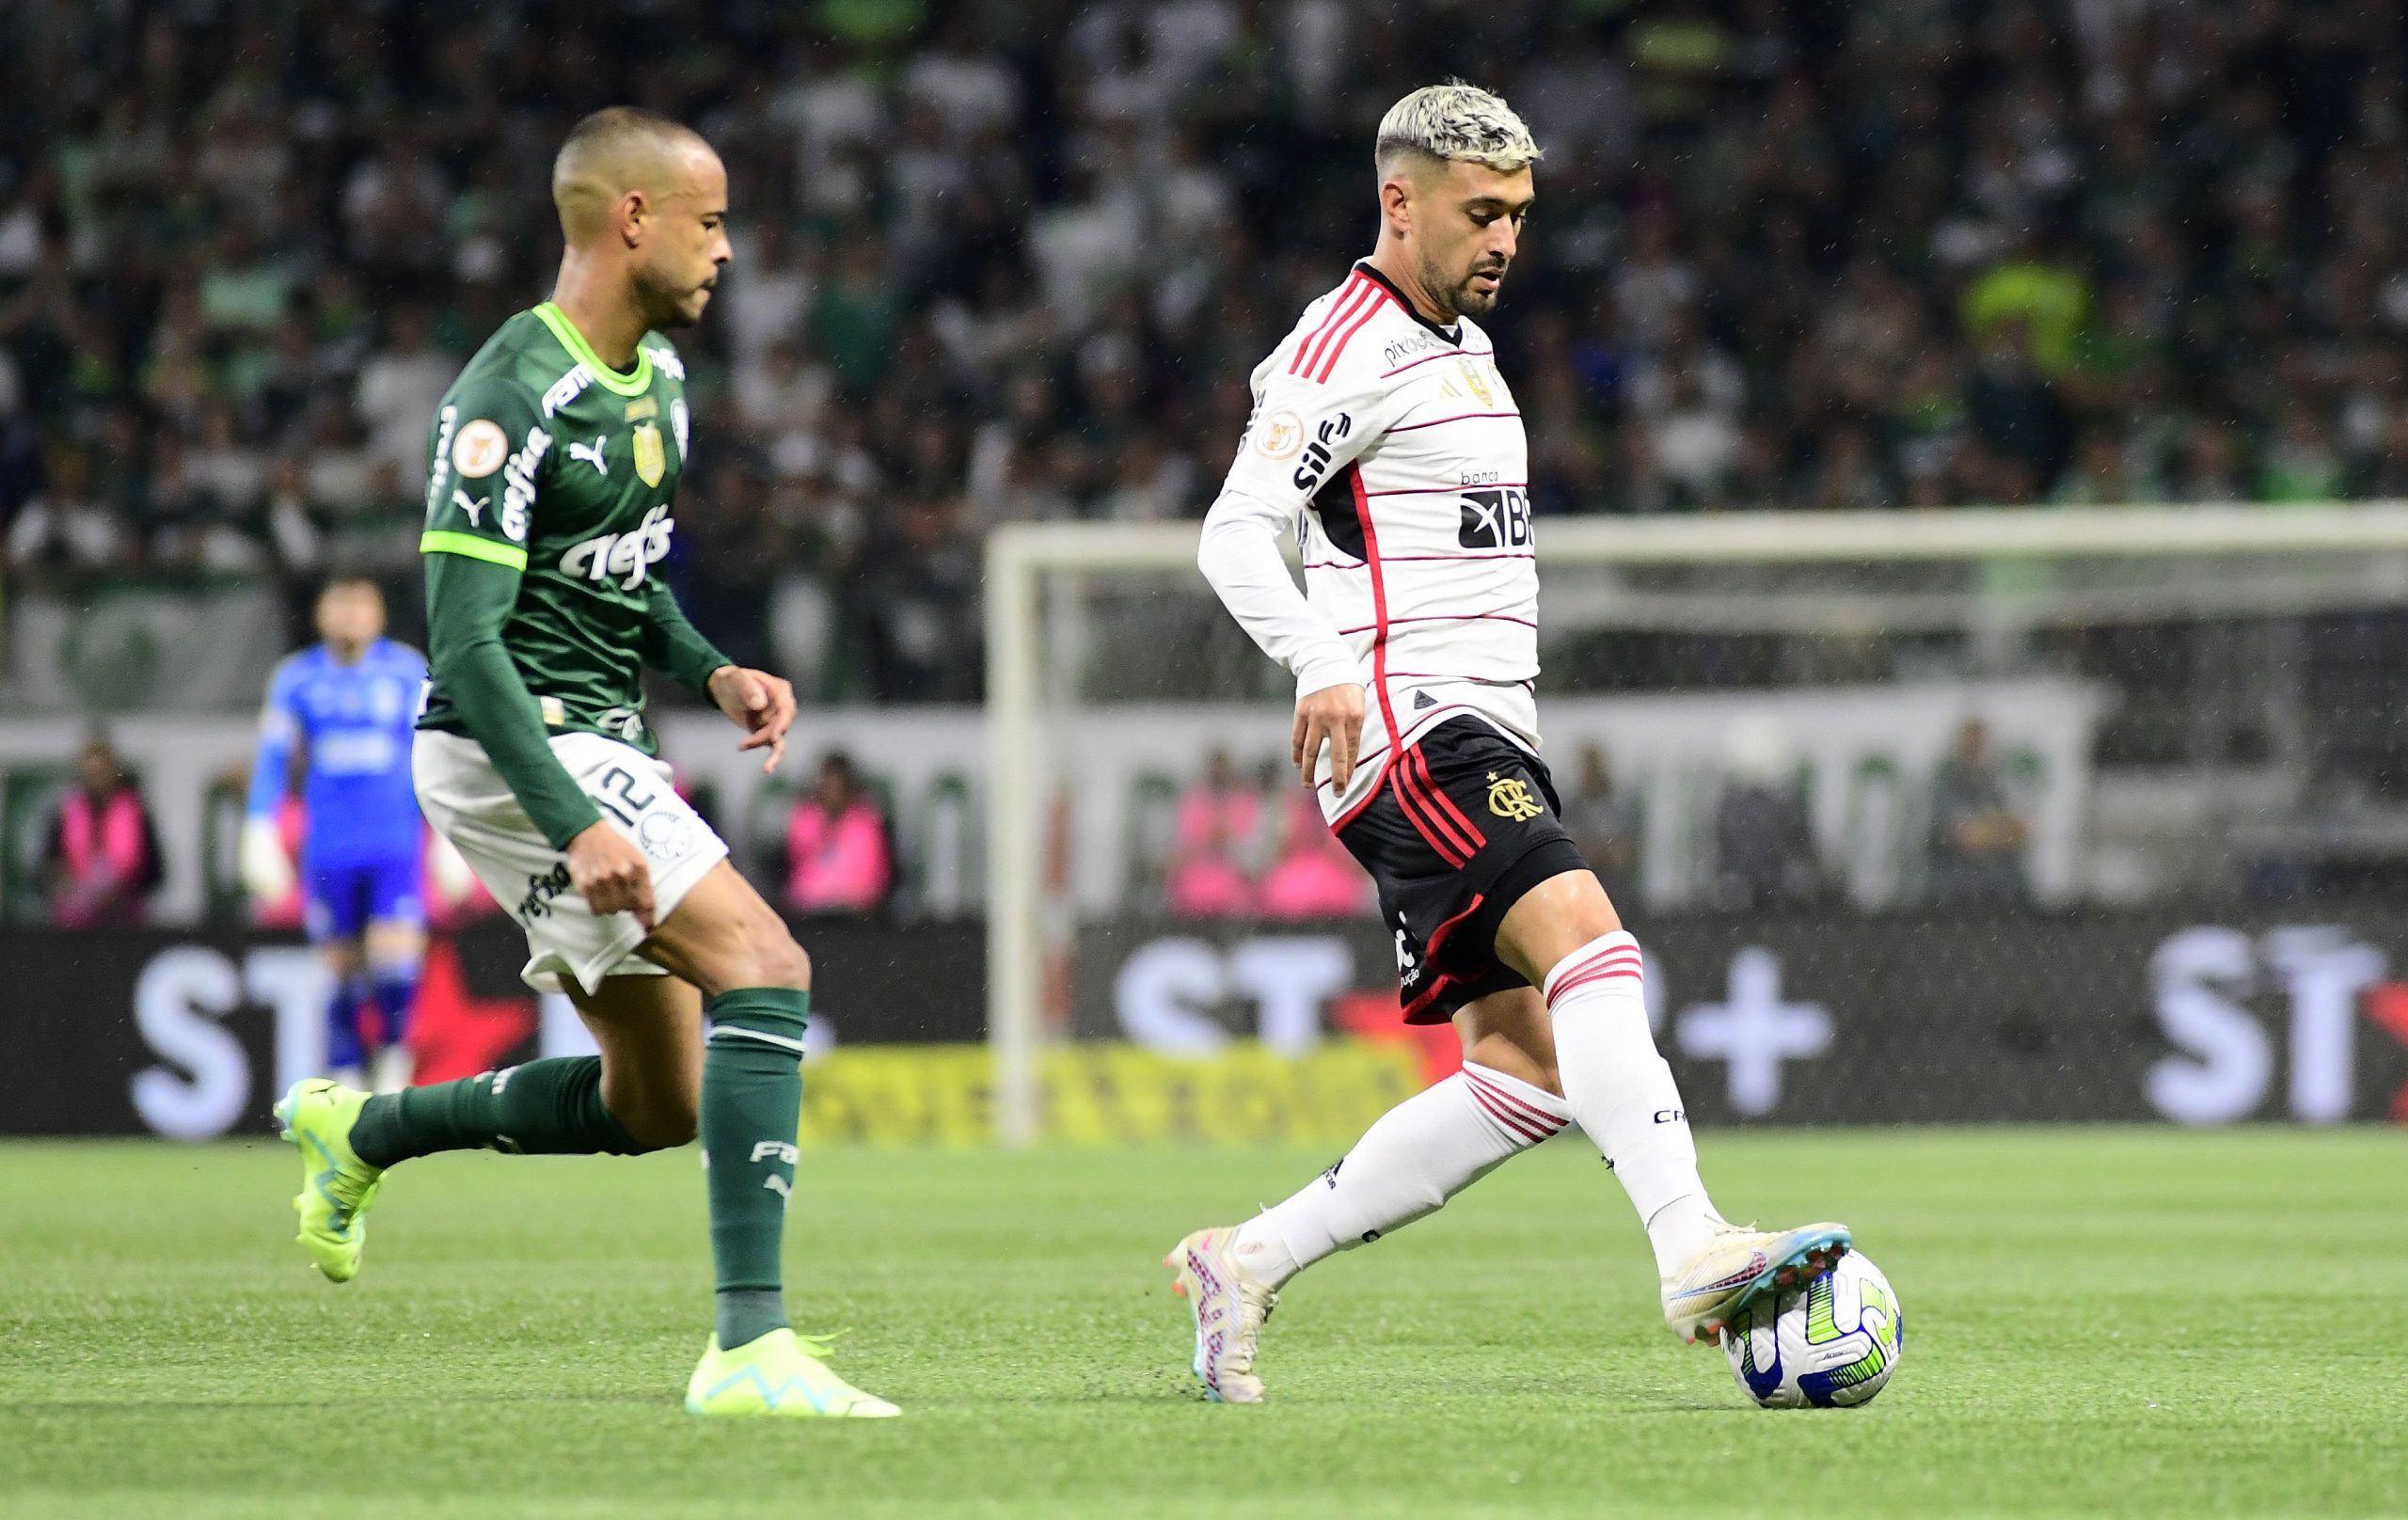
left=1258, top=787, right=1373, bottom=920
left=1712, top=721, right=1823, bottom=910
left=7, top=2, right=2408, bottom=690
left=1561, top=744, right=1640, bottom=906
left=355, top=308, right=453, bottom=488
left=782, top=752, right=894, bottom=917
left=44, top=735, right=164, bottom=927
left=1164, top=750, right=1259, bottom=918
left=1927, top=719, right=2031, bottom=905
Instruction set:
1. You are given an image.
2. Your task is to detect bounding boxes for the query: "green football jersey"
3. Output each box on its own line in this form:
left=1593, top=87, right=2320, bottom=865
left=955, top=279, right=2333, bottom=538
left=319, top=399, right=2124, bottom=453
left=417, top=302, right=694, bottom=753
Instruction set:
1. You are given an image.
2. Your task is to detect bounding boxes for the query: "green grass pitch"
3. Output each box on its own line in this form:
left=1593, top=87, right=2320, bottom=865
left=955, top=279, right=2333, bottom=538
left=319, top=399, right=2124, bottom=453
left=3, top=1128, right=2402, bottom=1518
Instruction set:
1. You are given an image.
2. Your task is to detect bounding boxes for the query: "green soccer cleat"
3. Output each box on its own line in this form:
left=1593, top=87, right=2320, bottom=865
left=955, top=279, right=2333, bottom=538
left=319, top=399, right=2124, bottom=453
left=685, top=1329, right=901, bottom=1418
left=274, top=1078, right=385, bottom=1284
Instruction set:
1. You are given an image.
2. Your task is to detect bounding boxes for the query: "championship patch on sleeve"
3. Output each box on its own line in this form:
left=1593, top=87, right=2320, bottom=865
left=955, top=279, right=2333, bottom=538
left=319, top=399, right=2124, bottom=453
left=452, top=419, right=510, bottom=478
left=1254, top=409, right=1304, bottom=459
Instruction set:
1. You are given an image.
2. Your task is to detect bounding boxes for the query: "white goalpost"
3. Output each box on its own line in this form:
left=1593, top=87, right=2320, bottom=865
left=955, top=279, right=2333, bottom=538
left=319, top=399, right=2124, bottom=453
left=983, top=503, right=2408, bottom=1145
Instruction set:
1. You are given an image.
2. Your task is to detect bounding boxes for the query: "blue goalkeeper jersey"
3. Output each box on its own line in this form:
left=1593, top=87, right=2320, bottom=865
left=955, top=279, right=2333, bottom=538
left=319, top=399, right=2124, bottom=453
left=246, top=640, right=429, bottom=866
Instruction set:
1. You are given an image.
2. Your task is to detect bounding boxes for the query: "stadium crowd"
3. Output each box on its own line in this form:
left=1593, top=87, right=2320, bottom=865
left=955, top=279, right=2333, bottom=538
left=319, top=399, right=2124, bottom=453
left=4, top=0, right=2407, bottom=702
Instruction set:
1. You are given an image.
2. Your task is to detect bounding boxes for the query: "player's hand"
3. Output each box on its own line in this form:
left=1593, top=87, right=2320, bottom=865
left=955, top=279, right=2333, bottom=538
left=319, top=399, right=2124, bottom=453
left=707, top=665, right=797, bottom=774
left=239, top=816, right=296, bottom=902
left=1291, top=681, right=1368, bottom=791
left=566, top=820, right=655, bottom=929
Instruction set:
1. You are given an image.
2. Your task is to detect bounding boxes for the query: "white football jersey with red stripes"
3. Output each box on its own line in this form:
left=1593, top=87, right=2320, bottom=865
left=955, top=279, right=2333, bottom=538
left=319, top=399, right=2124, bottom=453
left=1198, top=261, right=1539, bottom=825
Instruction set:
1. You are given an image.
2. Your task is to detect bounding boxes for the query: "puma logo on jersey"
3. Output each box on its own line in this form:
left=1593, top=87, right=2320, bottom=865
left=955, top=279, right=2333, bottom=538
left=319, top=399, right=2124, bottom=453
left=559, top=503, right=674, bottom=590
left=452, top=487, right=482, bottom=525
left=567, top=435, right=609, bottom=476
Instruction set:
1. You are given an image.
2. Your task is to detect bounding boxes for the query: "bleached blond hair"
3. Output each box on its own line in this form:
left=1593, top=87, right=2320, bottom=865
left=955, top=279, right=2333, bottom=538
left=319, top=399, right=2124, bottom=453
left=1375, top=82, right=1543, bottom=182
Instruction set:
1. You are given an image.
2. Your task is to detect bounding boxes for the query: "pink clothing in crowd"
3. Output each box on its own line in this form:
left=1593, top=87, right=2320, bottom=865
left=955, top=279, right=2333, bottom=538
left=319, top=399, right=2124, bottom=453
left=785, top=797, right=893, bottom=913
left=1165, top=785, right=1260, bottom=917
left=50, top=784, right=160, bottom=927
left=1258, top=790, right=1371, bottom=919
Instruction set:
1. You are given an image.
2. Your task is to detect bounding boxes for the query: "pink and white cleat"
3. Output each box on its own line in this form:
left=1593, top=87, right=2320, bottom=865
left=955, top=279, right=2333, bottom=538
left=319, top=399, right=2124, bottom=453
left=1164, top=1227, right=1279, bottom=1403
left=1663, top=1220, right=1852, bottom=1345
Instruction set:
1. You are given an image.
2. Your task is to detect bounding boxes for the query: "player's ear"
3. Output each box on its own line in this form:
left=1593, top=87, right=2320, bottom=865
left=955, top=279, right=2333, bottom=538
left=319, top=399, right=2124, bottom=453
left=618, top=188, right=647, bottom=248
left=1380, top=177, right=1413, bottom=238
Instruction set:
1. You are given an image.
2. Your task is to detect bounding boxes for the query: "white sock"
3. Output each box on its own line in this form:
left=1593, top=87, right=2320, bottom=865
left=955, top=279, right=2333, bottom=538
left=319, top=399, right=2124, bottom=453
left=1232, top=1061, right=1571, bottom=1289
left=1543, top=931, right=1721, bottom=1277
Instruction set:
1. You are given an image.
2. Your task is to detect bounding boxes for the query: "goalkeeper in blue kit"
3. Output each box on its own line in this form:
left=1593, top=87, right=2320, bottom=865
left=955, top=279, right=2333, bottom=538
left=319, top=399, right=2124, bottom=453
left=244, top=578, right=428, bottom=1092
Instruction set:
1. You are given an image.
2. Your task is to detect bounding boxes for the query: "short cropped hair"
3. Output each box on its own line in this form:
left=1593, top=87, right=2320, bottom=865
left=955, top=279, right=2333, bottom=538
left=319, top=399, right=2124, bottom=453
left=1375, top=82, right=1543, bottom=182
left=552, top=106, right=711, bottom=239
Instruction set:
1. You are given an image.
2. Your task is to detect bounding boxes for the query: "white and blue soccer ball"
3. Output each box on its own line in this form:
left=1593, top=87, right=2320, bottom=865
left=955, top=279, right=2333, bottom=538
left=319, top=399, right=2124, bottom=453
left=1723, top=1250, right=1903, bottom=1409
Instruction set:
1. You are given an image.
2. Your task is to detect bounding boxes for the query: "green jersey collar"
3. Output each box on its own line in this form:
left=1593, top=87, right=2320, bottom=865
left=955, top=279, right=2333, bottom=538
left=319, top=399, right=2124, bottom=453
left=532, top=302, right=654, bottom=396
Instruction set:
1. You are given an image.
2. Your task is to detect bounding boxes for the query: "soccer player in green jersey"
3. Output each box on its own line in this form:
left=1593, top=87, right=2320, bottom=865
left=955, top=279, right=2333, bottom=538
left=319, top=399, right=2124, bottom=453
left=273, top=107, right=897, bottom=1418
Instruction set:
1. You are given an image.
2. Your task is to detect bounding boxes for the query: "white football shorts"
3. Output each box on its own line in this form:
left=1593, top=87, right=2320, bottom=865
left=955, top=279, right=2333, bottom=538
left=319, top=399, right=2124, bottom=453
left=413, top=728, right=728, bottom=994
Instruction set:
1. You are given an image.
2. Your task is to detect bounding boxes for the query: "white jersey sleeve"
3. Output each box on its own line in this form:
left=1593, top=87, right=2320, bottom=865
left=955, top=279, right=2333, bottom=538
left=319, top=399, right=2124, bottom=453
left=1196, top=295, right=1403, bottom=698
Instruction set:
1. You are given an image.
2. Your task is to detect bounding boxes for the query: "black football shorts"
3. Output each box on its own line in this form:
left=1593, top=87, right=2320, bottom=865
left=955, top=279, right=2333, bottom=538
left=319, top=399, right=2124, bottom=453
left=1334, top=717, right=1590, bottom=1023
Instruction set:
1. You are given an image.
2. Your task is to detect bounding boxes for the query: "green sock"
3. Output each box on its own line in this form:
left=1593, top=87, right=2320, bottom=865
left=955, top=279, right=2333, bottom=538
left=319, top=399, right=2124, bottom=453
left=350, top=1055, right=646, bottom=1168
left=702, top=987, right=808, bottom=1351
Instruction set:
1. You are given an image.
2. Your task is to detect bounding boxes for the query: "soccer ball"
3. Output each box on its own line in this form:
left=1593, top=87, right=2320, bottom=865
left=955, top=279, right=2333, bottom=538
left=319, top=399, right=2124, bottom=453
left=1722, top=1250, right=1903, bottom=1408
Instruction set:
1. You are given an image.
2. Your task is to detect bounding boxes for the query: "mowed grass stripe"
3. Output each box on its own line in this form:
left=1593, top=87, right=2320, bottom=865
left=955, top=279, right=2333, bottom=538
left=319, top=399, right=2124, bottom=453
left=1, top=1130, right=2401, bottom=1518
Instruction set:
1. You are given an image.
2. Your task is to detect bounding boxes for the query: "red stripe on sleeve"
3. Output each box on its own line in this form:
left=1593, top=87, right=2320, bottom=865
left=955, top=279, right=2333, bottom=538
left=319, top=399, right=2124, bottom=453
left=1309, top=283, right=1392, bottom=382
left=1290, top=277, right=1372, bottom=377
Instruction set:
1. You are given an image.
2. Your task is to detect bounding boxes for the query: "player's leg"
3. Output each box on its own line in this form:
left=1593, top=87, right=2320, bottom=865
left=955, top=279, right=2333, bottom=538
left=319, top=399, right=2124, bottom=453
left=1170, top=986, right=1573, bottom=1403
left=1492, top=869, right=1848, bottom=1343
left=303, top=862, right=369, bottom=1085
left=277, top=736, right=701, bottom=1284
left=564, top=973, right=704, bottom=1148
left=1225, top=986, right=1569, bottom=1288
left=362, top=925, right=425, bottom=1093
left=321, top=942, right=368, bottom=1085
left=358, top=851, right=428, bottom=1090
left=636, top=861, right=897, bottom=1417
left=633, top=861, right=810, bottom=1353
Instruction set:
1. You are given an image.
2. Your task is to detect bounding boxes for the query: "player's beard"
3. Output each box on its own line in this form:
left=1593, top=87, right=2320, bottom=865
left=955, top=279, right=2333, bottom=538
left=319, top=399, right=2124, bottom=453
left=1421, top=251, right=1506, bottom=321
left=635, top=260, right=713, bottom=329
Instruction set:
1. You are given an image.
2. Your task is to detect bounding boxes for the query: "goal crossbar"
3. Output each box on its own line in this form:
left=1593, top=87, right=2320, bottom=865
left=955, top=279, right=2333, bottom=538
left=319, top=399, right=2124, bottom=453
left=980, top=502, right=2408, bottom=1144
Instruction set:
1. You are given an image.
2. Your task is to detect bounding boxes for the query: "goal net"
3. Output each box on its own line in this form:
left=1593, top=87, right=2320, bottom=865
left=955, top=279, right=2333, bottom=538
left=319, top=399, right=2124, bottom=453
left=983, top=505, right=2408, bottom=1143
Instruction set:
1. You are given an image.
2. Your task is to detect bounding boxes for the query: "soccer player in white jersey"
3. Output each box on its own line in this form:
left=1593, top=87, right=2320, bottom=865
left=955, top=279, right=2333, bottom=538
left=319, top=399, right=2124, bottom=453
left=1167, top=82, right=1852, bottom=1403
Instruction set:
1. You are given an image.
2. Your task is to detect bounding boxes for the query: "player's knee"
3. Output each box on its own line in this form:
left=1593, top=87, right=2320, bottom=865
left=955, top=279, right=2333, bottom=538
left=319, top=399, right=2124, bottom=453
left=602, top=1065, right=699, bottom=1149
left=365, top=924, right=426, bottom=970
left=746, top=920, right=810, bottom=991
left=620, top=1098, right=698, bottom=1151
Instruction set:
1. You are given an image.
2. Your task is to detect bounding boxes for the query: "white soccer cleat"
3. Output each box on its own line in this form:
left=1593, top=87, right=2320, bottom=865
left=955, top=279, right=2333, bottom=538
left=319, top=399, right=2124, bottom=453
left=1662, top=1219, right=1851, bottom=1346
left=1164, top=1227, right=1278, bottom=1404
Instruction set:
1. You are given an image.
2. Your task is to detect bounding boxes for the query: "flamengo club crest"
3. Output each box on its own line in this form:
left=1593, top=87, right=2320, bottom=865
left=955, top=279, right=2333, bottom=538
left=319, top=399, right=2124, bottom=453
left=1486, top=771, right=1543, bottom=821
left=632, top=421, right=666, bottom=486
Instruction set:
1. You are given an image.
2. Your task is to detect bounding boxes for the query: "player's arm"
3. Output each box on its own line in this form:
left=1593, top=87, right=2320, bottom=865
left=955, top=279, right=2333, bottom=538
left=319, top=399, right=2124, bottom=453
left=1196, top=368, right=1389, bottom=788
left=422, top=387, right=653, bottom=923
left=639, top=579, right=796, bottom=774
left=239, top=660, right=301, bottom=900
